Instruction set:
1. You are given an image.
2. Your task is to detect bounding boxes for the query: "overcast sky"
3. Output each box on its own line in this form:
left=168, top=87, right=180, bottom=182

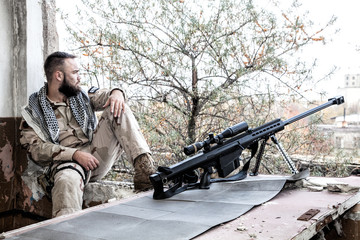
left=56, top=0, right=360, bottom=99
left=298, top=0, right=360, bottom=96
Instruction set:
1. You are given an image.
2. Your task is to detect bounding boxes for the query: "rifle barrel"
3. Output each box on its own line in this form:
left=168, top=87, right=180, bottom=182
left=283, top=96, right=344, bottom=126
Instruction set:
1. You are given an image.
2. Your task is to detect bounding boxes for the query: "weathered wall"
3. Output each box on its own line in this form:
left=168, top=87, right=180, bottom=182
left=0, top=0, right=58, bottom=232
left=0, top=0, right=14, bottom=117
left=0, top=118, right=52, bottom=231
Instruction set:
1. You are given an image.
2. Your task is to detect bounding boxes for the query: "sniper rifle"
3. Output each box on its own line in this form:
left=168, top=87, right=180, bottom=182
left=150, top=96, right=345, bottom=199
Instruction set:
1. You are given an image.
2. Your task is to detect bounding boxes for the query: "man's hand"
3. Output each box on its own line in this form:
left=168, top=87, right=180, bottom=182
left=73, top=151, right=99, bottom=171
left=103, top=89, right=125, bottom=118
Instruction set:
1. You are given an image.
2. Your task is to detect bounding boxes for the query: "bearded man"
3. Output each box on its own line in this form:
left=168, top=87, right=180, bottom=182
left=20, top=51, right=156, bottom=217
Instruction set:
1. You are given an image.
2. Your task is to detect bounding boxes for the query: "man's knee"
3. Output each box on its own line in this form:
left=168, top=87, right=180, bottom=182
left=53, top=168, right=84, bottom=193
left=52, top=169, right=84, bottom=217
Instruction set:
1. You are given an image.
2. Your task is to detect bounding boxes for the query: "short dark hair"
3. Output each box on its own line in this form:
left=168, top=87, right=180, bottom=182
left=44, top=51, right=76, bottom=81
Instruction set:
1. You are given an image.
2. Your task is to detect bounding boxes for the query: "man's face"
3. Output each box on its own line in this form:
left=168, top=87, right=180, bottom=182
left=58, top=58, right=81, bottom=98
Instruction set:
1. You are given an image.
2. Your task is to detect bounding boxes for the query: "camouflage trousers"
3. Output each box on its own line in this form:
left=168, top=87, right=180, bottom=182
left=51, top=105, right=150, bottom=217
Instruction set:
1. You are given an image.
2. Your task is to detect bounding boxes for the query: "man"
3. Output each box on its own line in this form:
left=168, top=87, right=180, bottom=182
left=20, top=51, right=156, bottom=217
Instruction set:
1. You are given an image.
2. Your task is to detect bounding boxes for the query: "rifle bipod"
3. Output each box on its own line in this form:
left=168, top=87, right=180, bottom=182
left=271, top=135, right=299, bottom=174
left=250, top=138, right=268, bottom=176
left=250, top=135, right=298, bottom=176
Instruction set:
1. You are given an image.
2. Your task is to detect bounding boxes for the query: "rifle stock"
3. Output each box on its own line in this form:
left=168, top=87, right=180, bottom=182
left=150, top=96, right=345, bottom=199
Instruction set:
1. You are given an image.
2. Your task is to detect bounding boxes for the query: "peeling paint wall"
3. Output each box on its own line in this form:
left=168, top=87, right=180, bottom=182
left=0, top=132, right=14, bottom=182
left=0, top=118, right=54, bottom=232
left=0, top=119, right=16, bottom=215
left=0, top=0, right=58, bottom=232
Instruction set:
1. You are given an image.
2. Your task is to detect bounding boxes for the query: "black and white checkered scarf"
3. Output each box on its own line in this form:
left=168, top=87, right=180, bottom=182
left=24, top=84, right=97, bottom=144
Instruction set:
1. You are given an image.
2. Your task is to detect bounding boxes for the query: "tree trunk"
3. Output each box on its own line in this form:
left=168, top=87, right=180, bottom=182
left=188, top=96, right=199, bottom=144
left=187, top=56, right=199, bottom=144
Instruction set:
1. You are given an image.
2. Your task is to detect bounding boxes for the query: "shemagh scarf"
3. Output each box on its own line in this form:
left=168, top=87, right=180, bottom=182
left=24, top=84, right=97, bottom=144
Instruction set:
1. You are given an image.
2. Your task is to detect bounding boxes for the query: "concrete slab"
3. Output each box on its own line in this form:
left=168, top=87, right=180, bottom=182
left=195, top=176, right=360, bottom=240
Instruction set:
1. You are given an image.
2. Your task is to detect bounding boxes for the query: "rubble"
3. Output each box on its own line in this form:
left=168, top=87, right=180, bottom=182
left=297, top=178, right=360, bottom=193
left=83, top=180, right=135, bottom=208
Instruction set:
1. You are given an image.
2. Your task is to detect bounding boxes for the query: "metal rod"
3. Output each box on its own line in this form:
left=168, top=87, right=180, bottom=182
left=283, top=96, right=344, bottom=126
left=271, top=135, right=298, bottom=174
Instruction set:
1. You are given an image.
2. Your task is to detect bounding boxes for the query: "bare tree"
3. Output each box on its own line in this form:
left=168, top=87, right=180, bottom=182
left=61, top=0, right=336, bottom=161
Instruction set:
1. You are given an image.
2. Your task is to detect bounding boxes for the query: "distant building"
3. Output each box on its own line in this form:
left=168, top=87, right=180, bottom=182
left=316, top=113, right=360, bottom=153
left=334, top=114, right=360, bottom=127
left=316, top=74, right=360, bottom=153
left=338, top=74, right=360, bottom=113
left=317, top=124, right=360, bottom=151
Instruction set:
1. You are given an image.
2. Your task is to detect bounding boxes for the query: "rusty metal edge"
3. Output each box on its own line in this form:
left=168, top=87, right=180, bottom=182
left=297, top=209, right=321, bottom=221
left=291, top=191, right=360, bottom=240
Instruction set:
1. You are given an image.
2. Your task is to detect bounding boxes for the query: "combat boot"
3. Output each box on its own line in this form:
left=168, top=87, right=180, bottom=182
left=134, top=153, right=156, bottom=191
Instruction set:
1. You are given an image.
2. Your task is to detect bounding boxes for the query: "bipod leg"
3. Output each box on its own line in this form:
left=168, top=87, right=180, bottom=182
left=250, top=138, right=268, bottom=176
left=199, top=167, right=213, bottom=189
left=270, top=135, right=299, bottom=174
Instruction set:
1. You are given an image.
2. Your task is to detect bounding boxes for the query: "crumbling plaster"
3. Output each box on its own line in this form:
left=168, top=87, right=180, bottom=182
left=0, top=0, right=59, bottom=230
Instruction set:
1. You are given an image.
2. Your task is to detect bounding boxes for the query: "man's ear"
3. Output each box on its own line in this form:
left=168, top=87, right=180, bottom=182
left=54, top=71, right=64, bottom=82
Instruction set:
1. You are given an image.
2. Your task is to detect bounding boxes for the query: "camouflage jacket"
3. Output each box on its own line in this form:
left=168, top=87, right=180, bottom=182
left=20, top=87, right=125, bottom=167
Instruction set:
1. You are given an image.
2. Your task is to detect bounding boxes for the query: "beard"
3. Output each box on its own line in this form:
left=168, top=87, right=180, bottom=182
left=59, top=74, right=80, bottom=98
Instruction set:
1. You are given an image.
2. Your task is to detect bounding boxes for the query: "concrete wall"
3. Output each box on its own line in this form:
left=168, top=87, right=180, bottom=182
left=0, top=0, right=14, bottom=117
left=26, top=0, right=47, bottom=103
left=0, top=0, right=58, bottom=232
left=0, top=0, right=48, bottom=118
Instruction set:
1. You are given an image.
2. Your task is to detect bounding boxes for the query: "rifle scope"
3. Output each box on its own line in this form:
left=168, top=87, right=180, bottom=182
left=184, top=121, right=248, bottom=155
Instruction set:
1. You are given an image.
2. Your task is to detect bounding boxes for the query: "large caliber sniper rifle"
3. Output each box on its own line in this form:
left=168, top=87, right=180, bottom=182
left=150, top=96, right=345, bottom=199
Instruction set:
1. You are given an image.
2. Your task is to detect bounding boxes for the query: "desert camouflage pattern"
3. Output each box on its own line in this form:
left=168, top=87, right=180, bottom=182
left=20, top=88, right=154, bottom=217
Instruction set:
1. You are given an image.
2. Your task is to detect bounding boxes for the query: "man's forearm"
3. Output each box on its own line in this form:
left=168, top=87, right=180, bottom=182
left=21, top=129, right=78, bottom=165
left=89, top=88, right=127, bottom=111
